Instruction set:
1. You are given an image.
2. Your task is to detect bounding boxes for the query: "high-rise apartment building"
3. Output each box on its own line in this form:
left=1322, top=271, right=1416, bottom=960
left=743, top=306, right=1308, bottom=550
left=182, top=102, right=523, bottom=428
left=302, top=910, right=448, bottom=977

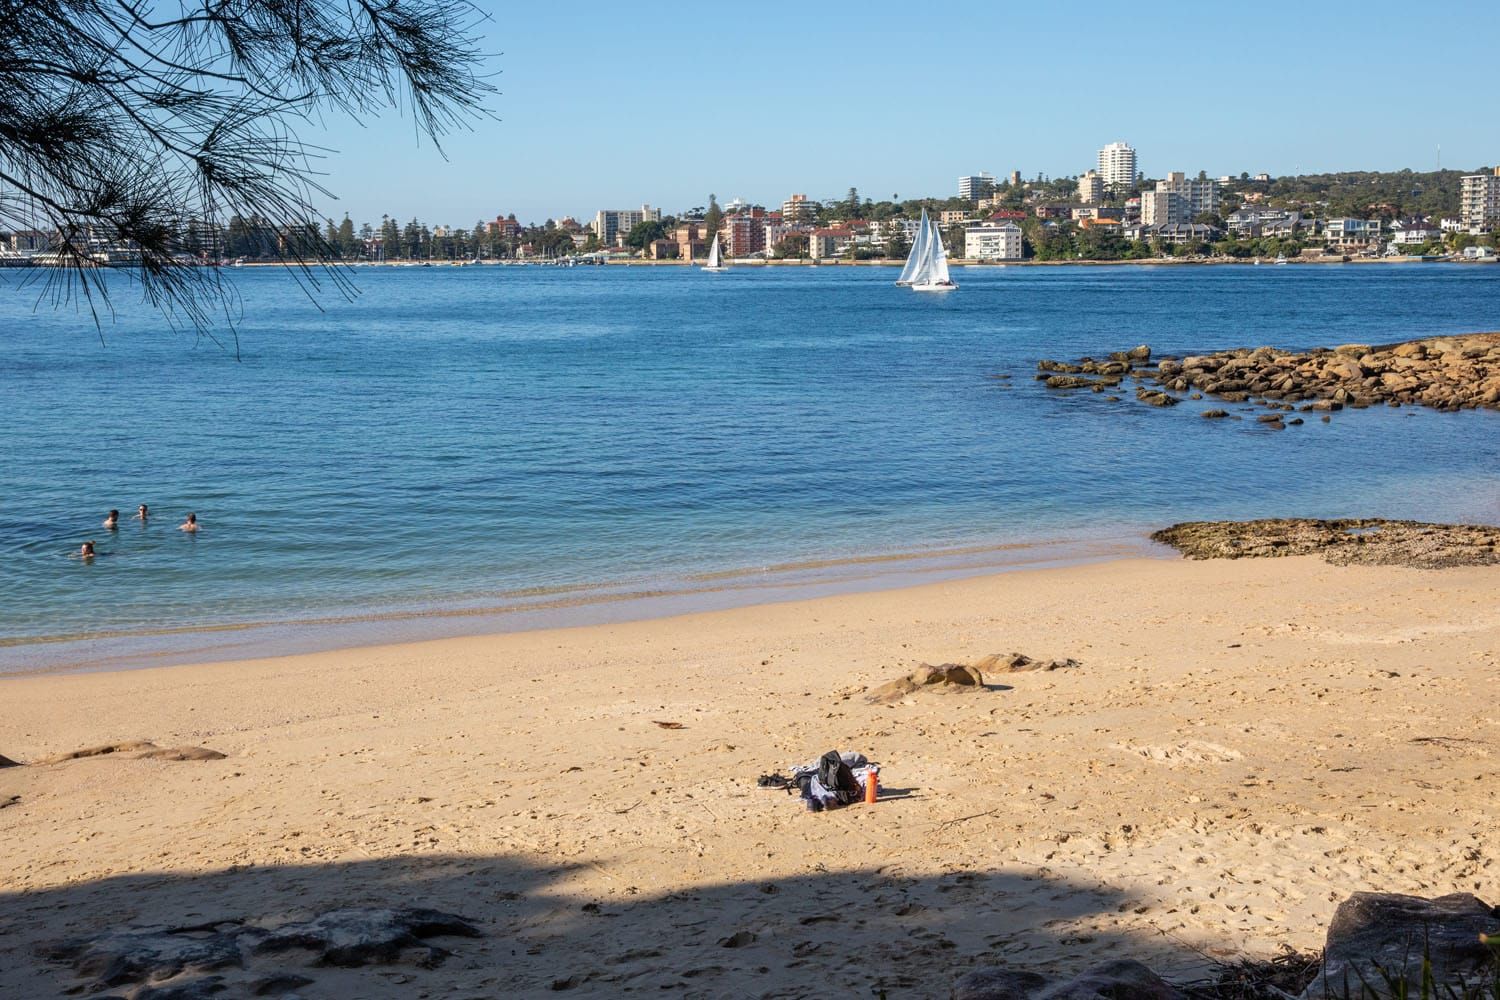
left=592, top=204, right=661, bottom=246
left=1097, top=141, right=1137, bottom=192
left=1460, top=168, right=1500, bottom=233
left=1141, top=172, right=1219, bottom=225
left=1077, top=170, right=1104, bottom=204
left=781, top=194, right=816, bottom=223
left=958, top=172, right=995, bottom=203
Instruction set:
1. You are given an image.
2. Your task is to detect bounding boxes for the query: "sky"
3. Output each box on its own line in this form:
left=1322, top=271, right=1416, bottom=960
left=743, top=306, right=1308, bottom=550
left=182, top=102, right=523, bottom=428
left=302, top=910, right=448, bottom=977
left=311, top=1, right=1500, bottom=228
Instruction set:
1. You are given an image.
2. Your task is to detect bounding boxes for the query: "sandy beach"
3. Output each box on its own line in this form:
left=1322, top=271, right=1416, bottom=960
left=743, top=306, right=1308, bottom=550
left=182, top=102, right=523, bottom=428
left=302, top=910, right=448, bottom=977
left=2, top=554, right=1497, bottom=997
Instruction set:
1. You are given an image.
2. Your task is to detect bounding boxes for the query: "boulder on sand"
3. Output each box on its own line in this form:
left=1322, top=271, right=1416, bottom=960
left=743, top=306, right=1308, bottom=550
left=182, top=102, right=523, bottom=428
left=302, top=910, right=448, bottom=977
left=866, top=663, right=984, bottom=704
left=955, top=959, right=1183, bottom=1000
left=1300, top=892, right=1500, bottom=999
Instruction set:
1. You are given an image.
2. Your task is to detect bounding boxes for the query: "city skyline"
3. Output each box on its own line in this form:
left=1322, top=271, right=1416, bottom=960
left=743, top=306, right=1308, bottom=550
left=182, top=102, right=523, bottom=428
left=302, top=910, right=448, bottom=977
left=309, top=1, right=1500, bottom=226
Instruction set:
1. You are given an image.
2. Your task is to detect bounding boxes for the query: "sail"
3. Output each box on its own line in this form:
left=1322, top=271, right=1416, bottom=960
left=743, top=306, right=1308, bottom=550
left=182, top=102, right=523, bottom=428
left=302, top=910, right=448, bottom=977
left=896, top=210, right=927, bottom=285
left=926, top=217, right=951, bottom=286
left=705, top=234, right=721, bottom=269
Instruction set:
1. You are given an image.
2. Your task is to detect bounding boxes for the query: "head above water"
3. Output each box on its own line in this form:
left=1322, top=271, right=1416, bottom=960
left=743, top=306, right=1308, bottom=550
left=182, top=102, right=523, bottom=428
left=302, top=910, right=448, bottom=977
left=81, top=541, right=95, bottom=557
left=108, top=509, right=119, bottom=519
left=186, top=513, right=196, bottom=523
left=137, top=504, right=148, bottom=517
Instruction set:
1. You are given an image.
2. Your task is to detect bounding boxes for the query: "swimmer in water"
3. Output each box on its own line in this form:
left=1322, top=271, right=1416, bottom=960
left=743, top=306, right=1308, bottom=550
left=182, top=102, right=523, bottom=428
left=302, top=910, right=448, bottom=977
left=136, top=504, right=149, bottom=521
left=179, top=512, right=198, bottom=533
left=80, top=541, right=96, bottom=559
left=104, top=509, right=119, bottom=530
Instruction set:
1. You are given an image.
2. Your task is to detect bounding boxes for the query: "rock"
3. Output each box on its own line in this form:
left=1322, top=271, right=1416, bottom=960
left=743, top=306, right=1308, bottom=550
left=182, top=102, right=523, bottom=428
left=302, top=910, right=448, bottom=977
left=1301, top=892, right=1500, bottom=999
left=37, top=740, right=160, bottom=763
left=867, top=662, right=986, bottom=703
left=973, top=653, right=1080, bottom=674
left=251, top=974, right=315, bottom=996
left=38, top=924, right=244, bottom=991
left=953, top=967, right=1049, bottom=1000
left=1135, top=388, right=1177, bottom=407
left=1287, top=417, right=1304, bottom=425
left=1126, top=344, right=1151, bottom=361
left=1200, top=409, right=1229, bottom=419
left=253, top=907, right=480, bottom=969
left=956, top=960, right=1182, bottom=1000
left=1156, top=360, right=1183, bottom=376
left=717, top=930, right=757, bottom=948
left=0, top=752, right=22, bottom=768
left=1333, top=343, right=1372, bottom=357
left=1152, top=519, right=1500, bottom=569
left=36, top=741, right=224, bottom=764
left=138, top=747, right=227, bottom=762
left=1044, top=375, right=1095, bottom=389
left=133, top=975, right=231, bottom=999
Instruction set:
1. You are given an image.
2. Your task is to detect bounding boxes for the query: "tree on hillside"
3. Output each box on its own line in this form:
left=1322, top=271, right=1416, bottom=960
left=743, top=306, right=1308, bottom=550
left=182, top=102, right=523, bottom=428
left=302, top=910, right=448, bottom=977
left=0, top=0, right=493, bottom=344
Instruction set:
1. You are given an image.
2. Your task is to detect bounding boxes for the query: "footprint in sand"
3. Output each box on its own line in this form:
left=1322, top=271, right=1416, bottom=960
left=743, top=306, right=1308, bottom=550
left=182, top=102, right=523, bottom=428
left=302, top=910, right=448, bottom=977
left=1114, top=741, right=1242, bottom=766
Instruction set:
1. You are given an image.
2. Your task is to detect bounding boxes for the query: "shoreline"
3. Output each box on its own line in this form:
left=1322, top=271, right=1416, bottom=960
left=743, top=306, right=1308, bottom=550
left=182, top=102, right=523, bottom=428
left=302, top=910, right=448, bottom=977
left=3, top=551, right=1497, bottom=995
left=0, top=531, right=1160, bottom=677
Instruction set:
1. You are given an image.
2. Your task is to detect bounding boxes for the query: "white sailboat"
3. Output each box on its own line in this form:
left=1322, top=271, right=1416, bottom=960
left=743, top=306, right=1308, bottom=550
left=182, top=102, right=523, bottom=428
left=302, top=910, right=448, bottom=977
left=701, top=233, right=726, bottom=272
left=895, top=209, right=929, bottom=286
left=902, top=209, right=955, bottom=292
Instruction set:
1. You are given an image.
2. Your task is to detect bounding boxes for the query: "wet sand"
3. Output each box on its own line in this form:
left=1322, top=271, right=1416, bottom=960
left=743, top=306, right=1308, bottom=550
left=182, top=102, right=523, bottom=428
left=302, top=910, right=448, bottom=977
left=2, top=554, right=1497, bottom=997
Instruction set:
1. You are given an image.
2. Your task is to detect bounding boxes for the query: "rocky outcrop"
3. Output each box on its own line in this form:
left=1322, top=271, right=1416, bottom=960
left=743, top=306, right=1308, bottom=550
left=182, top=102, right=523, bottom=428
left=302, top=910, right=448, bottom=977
left=1033, top=334, right=1500, bottom=415
left=1301, top=892, right=1500, bottom=999
left=955, top=960, right=1183, bottom=1000
left=35, top=741, right=225, bottom=765
left=972, top=652, right=1080, bottom=673
left=867, top=663, right=985, bottom=704
left=39, top=907, right=480, bottom=995
left=252, top=907, right=481, bottom=968
left=1151, top=518, right=1500, bottom=569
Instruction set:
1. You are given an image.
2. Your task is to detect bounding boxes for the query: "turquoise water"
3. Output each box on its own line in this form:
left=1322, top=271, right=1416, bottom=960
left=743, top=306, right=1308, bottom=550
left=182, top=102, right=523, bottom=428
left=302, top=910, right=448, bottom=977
left=2, top=263, right=1498, bottom=670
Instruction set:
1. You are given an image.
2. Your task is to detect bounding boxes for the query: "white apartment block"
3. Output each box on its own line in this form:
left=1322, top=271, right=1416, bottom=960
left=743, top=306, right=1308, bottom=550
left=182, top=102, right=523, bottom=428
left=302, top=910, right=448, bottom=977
left=1460, top=169, right=1500, bottom=233
left=959, top=173, right=995, bottom=202
left=1141, top=172, right=1219, bottom=225
left=1097, top=141, right=1136, bottom=192
left=1077, top=170, right=1103, bottom=204
left=592, top=204, right=661, bottom=246
left=964, top=221, right=1023, bottom=261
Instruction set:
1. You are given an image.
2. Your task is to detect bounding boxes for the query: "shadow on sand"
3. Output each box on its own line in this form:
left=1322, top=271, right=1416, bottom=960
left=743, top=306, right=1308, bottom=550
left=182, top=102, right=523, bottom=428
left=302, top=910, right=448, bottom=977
left=0, top=849, right=1218, bottom=998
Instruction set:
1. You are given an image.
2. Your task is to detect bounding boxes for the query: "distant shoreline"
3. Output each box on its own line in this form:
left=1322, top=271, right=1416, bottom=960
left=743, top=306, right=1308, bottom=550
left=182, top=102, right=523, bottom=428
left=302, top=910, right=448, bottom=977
left=225, top=255, right=1499, bottom=269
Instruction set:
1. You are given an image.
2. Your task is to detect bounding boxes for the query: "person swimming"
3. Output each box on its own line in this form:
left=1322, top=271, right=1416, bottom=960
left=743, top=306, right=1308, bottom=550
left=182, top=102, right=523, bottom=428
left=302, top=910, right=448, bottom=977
left=80, top=540, right=96, bottom=559
left=179, top=512, right=198, bottom=533
left=136, top=504, right=149, bottom=521
left=103, top=509, right=119, bottom=530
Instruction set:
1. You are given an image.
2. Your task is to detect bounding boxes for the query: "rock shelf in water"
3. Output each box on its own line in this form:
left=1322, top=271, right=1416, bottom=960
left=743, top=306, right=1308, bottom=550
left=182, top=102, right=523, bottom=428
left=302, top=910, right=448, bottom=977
left=1151, top=518, right=1500, bottom=569
left=1034, top=333, right=1500, bottom=414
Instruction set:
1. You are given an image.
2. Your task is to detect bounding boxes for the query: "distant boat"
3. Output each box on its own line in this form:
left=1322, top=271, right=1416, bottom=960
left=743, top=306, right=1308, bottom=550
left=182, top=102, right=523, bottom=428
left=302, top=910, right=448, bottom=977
left=900, top=208, right=956, bottom=292
left=1275, top=254, right=1288, bottom=266
left=701, top=233, right=725, bottom=272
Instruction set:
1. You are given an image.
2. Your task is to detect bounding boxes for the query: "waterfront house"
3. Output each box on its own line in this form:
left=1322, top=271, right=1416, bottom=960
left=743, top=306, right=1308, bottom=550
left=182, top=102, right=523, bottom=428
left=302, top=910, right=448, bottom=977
left=1389, top=218, right=1443, bottom=246
left=1324, top=218, right=1383, bottom=250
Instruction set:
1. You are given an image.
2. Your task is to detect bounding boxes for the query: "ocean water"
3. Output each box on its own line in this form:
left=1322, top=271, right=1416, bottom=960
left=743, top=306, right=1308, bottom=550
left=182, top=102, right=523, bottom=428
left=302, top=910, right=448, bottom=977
left=2, top=262, right=1498, bottom=671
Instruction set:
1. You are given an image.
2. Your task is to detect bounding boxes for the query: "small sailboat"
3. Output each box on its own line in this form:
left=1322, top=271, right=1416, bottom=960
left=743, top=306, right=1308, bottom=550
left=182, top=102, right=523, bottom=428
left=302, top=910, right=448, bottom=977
left=701, top=233, right=726, bottom=272
left=1274, top=253, right=1288, bottom=266
left=900, top=208, right=955, bottom=292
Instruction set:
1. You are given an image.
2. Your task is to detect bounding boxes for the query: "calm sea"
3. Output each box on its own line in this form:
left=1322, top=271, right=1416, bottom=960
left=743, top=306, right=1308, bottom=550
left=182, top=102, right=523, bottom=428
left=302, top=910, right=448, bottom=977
left=2, top=263, right=1498, bottom=672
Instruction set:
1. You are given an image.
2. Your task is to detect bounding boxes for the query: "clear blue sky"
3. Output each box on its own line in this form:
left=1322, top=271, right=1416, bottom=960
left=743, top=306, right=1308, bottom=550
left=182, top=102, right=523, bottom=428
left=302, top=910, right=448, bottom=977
left=312, top=1, right=1499, bottom=228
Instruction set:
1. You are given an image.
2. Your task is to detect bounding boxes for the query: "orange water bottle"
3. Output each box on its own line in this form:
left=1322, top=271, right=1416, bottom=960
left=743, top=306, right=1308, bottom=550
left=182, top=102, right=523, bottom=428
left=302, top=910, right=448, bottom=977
left=864, top=766, right=878, bottom=804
